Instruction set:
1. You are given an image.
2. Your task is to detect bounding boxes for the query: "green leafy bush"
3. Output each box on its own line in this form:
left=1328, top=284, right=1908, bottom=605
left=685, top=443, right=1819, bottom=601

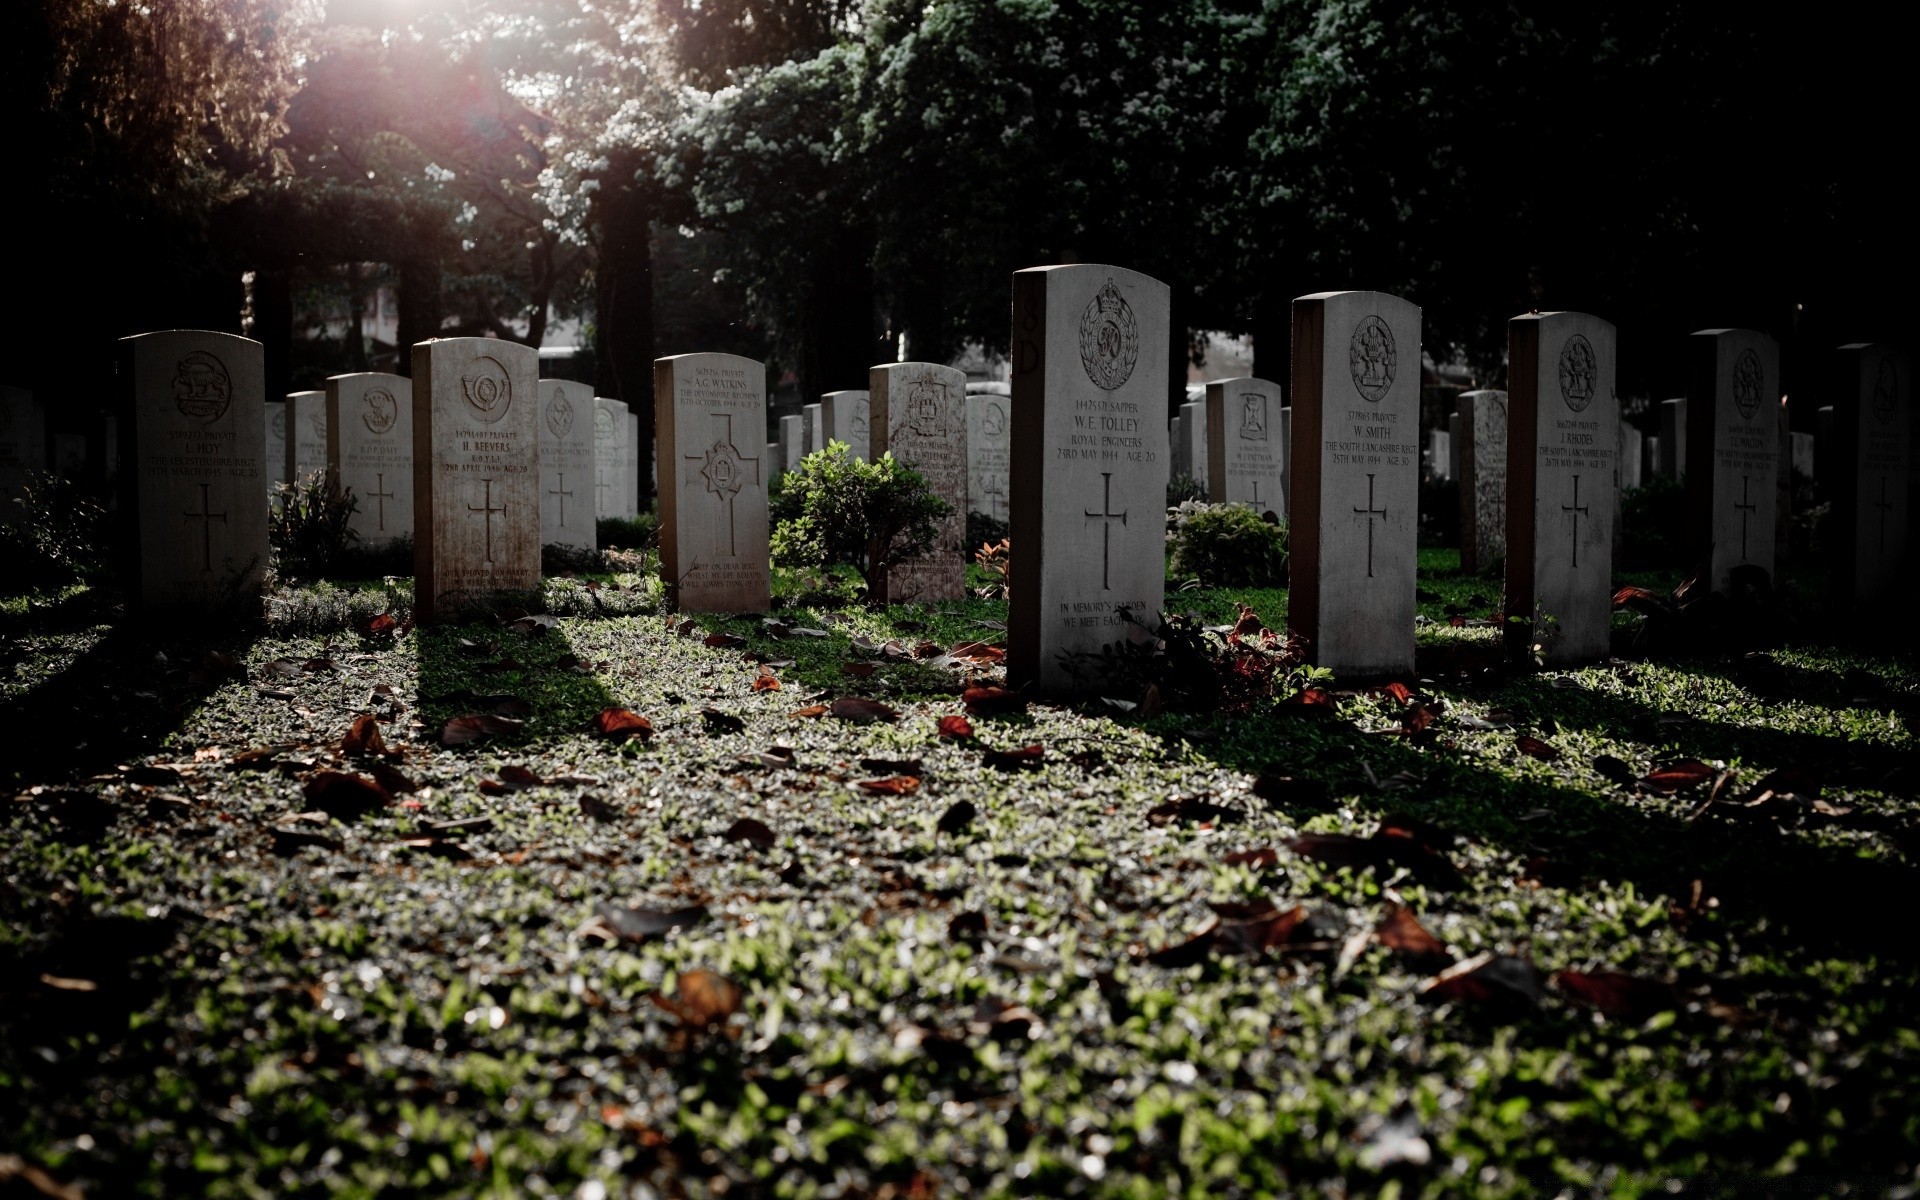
left=597, top=509, right=657, bottom=551
left=0, top=470, right=107, bottom=593
left=771, top=444, right=951, bottom=598
left=1167, top=472, right=1206, bottom=505
left=270, top=470, right=358, bottom=580
left=1168, top=501, right=1287, bottom=587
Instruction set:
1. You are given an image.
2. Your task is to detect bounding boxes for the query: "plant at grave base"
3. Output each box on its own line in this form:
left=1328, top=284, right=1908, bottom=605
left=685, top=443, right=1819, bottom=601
left=1056, top=604, right=1310, bottom=714
left=1166, top=472, right=1206, bottom=506
left=965, top=509, right=1008, bottom=554
left=598, top=511, right=658, bottom=551
left=770, top=444, right=951, bottom=599
left=270, top=469, right=359, bottom=580
left=541, top=541, right=608, bottom=577
left=1167, top=502, right=1287, bottom=588
left=1612, top=564, right=1777, bottom=657
left=0, top=469, right=108, bottom=593
left=973, top=538, right=1010, bottom=599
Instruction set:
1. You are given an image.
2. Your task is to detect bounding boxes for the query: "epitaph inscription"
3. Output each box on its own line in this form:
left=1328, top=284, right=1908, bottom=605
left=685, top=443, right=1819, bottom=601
left=873, top=361, right=969, bottom=602
left=1205, top=377, right=1285, bottom=514
left=1687, top=328, right=1780, bottom=594
left=966, top=391, right=1010, bottom=523
left=656, top=353, right=770, bottom=613
left=329, top=372, right=414, bottom=545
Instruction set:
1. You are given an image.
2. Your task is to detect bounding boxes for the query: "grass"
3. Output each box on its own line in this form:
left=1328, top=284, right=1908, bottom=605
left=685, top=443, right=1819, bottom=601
left=1, top=546, right=1917, bottom=1199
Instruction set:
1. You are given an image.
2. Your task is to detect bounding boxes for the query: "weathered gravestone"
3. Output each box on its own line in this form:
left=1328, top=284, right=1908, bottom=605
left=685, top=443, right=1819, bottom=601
left=1204, top=376, right=1286, bottom=517
left=412, top=338, right=539, bottom=620
left=1169, top=413, right=1185, bottom=477
left=327, top=372, right=413, bottom=546
left=264, top=399, right=288, bottom=489
left=803, top=402, right=824, bottom=455
left=120, top=331, right=268, bottom=608
left=823, top=390, right=870, bottom=461
left=627, top=412, right=641, bottom=514
left=966, top=389, right=1010, bottom=523
left=1178, top=400, right=1209, bottom=489
left=1456, top=389, right=1508, bottom=573
left=1620, top=423, right=1644, bottom=490
left=872, top=361, right=969, bottom=602
left=778, top=414, right=804, bottom=474
left=1830, top=343, right=1912, bottom=603
left=1008, top=265, right=1169, bottom=693
left=1686, top=329, right=1781, bottom=593
left=1643, top=435, right=1660, bottom=484
left=1448, top=412, right=1464, bottom=481
left=1289, top=290, right=1421, bottom=677
left=655, top=353, right=770, bottom=613
left=0, top=385, right=45, bottom=513
left=1791, top=432, right=1815, bottom=478
left=1659, top=398, right=1687, bottom=480
left=594, top=397, right=631, bottom=519
left=286, top=389, right=328, bottom=482
left=539, top=379, right=596, bottom=551
left=1427, top=429, right=1452, bottom=482
left=1504, top=312, right=1618, bottom=664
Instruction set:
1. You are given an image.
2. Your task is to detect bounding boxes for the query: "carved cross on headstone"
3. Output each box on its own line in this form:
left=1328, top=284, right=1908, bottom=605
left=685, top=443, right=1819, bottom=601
left=1353, top=473, right=1387, bottom=578
left=468, top=477, right=505, bottom=564
left=1561, top=474, right=1590, bottom=568
left=978, top=476, right=1008, bottom=523
left=548, top=471, right=574, bottom=529
left=1734, top=474, right=1758, bottom=560
left=183, top=481, right=228, bottom=573
left=367, top=472, right=396, bottom=533
left=684, top=412, right=762, bottom=557
left=595, top=472, right=610, bottom=512
left=1249, top=479, right=1263, bottom=507
left=1873, top=476, right=1894, bottom=555
left=1084, top=471, right=1128, bottom=590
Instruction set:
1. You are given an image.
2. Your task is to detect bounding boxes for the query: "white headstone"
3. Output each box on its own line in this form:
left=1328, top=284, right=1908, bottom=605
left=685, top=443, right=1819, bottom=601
left=1456, top=390, right=1508, bottom=573
left=1686, top=329, right=1781, bottom=593
left=1504, top=312, right=1618, bottom=664
left=1447, top=411, right=1464, bottom=482
left=593, top=397, right=630, bottom=519
left=655, top=353, right=770, bottom=613
left=327, top=372, right=413, bottom=546
left=1178, top=400, right=1208, bottom=488
left=1288, top=290, right=1420, bottom=677
left=1427, top=429, right=1452, bottom=482
left=285, top=389, right=328, bottom=483
left=872, top=361, right=969, bottom=602
left=1658, top=397, right=1687, bottom=479
left=121, top=331, right=269, bottom=609
left=539, top=379, right=597, bottom=550
left=823, top=389, right=871, bottom=461
left=965, top=390, right=1010, bottom=523
left=1832, top=343, right=1912, bottom=603
left=1643, top=435, right=1660, bottom=484
left=1007, top=265, right=1170, bottom=693
left=803, top=402, right=824, bottom=455
left=1620, top=423, right=1644, bottom=490
left=778, top=414, right=804, bottom=473
left=0, top=385, right=45, bottom=514
left=412, top=338, right=540, bottom=619
left=627, top=411, right=641, bottom=515
left=1204, top=376, right=1286, bottom=517
left=264, top=400, right=289, bottom=489
left=1169, top=413, right=1186, bottom=477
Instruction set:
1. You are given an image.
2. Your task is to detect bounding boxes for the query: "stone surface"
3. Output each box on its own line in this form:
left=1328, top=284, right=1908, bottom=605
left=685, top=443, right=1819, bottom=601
left=1620, top=423, right=1644, bottom=490
left=1178, top=400, right=1209, bottom=489
left=0, top=385, right=45, bottom=513
left=1504, top=312, right=1618, bottom=664
left=1686, top=329, right=1781, bottom=593
left=1007, top=265, right=1170, bottom=693
left=327, top=372, right=413, bottom=546
left=121, top=331, right=269, bottom=609
left=1658, top=398, right=1687, bottom=479
left=1203, top=376, right=1286, bottom=516
left=1288, top=290, right=1420, bottom=677
left=1448, top=411, right=1463, bottom=482
left=412, top=338, right=540, bottom=620
left=803, top=402, right=824, bottom=455
left=1643, top=435, right=1660, bottom=483
left=1427, top=429, right=1452, bottom=482
left=823, top=390, right=870, bottom=461
left=627, top=412, right=641, bottom=514
left=1791, top=431, right=1815, bottom=478
left=872, top=361, right=969, bottom=602
left=966, top=390, right=1010, bottom=523
left=539, top=379, right=597, bottom=550
left=1830, top=343, right=1912, bottom=603
left=1169, top=413, right=1186, bottom=477
left=1775, top=401, right=1792, bottom=566
left=1456, top=390, right=1508, bottom=574
left=778, top=415, right=804, bottom=474
left=264, top=400, right=288, bottom=489
left=655, top=353, right=770, bottom=613
left=594, top=398, right=631, bottom=518
left=285, top=389, right=328, bottom=482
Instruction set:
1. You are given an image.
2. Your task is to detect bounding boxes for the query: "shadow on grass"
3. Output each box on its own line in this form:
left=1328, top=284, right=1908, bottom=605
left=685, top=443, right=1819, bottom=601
left=413, top=619, right=620, bottom=749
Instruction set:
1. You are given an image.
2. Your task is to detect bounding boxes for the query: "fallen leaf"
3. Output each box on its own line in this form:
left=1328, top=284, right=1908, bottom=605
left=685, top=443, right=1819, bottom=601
left=787, top=704, right=830, bottom=719
left=936, top=800, right=977, bottom=835
left=948, top=910, right=988, bottom=941
left=1214, top=904, right=1311, bottom=955
left=1420, top=952, right=1544, bottom=1007
left=1516, top=734, right=1560, bottom=762
left=340, top=714, right=387, bottom=756
left=937, top=715, right=975, bottom=739
left=962, top=686, right=1024, bottom=717
left=751, top=667, right=781, bottom=693
left=586, top=901, right=708, bottom=945
left=362, top=612, right=399, bottom=636
left=1592, top=754, right=1636, bottom=786
left=369, top=762, right=418, bottom=795
left=704, top=632, right=747, bottom=649
left=1643, top=759, right=1714, bottom=792
left=983, top=743, right=1044, bottom=770
left=1143, top=918, right=1218, bottom=967
left=1383, top=681, right=1414, bottom=704
left=499, top=764, right=544, bottom=788
left=579, top=793, right=623, bottom=822
left=1554, top=970, right=1677, bottom=1022
left=302, top=770, right=389, bottom=819
left=1221, top=847, right=1279, bottom=868
left=653, top=969, right=743, bottom=1029
left=843, top=662, right=878, bottom=679
left=857, top=775, right=921, bottom=795
left=440, top=713, right=525, bottom=747
left=830, top=697, right=898, bottom=722
left=1377, top=904, right=1451, bottom=968
left=1278, top=688, right=1335, bottom=713
left=701, top=708, right=745, bottom=734
left=722, top=817, right=777, bottom=849
left=1251, top=772, right=1332, bottom=809
left=593, top=708, right=654, bottom=741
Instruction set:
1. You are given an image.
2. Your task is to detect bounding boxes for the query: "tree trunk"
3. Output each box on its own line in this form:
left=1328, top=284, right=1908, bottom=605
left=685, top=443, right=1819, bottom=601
left=592, top=160, right=656, bottom=502
left=253, top=267, right=293, bottom=404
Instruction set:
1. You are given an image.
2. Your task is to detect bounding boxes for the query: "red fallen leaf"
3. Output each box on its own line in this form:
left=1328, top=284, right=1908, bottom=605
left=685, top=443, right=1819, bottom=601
left=751, top=667, right=781, bottom=693
left=949, top=641, right=1006, bottom=663
left=1402, top=705, right=1436, bottom=735
left=1420, top=952, right=1544, bottom=1007
left=704, top=632, right=747, bottom=649
left=1516, top=734, right=1560, bottom=762
left=340, top=713, right=387, bottom=757
left=1554, top=970, right=1677, bottom=1022
left=302, top=770, right=390, bottom=819
left=1643, top=759, right=1713, bottom=792
left=1222, top=847, right=1279, bottom=868
left=652, top=969, right=743, bottom=1029
left=1612, top=585, right=1666, bottom=611
left=843, top=662, right=878, bottom=679
left=983, top=743, right=1044, bottom=770
left=362, top=612, right=399, bottom=636
left=936, top=800, right=977, bottom=835
left=1231, top=604, right=1266, bottom=637
left=1279, top=687, right=1335, bottom=713
left=441, top=713, right=526, bottom=747
left=1214, top=904, right=1311, bottom=955
left=499, top=764, right=544, bottom=788
left=937, top=714, right=975, bottom=739
left=857, top=775, right=921, bottom=795
left=1377, top=904, right=1451, bottom=967
left=721, top=817, right=776, bottom=849
left=593, top=708, right=654, bottom=741
left=830, top=697, right=898, bottom=722
left=370, top=762, right=418, bottom=795
left=1143, top=917, right=1219, bottom=967
left=962, top=686, right=1024, bottom=716
left=788, top=704, right=830, bottom=719
left=1383, top=681, right=1414, bottom=704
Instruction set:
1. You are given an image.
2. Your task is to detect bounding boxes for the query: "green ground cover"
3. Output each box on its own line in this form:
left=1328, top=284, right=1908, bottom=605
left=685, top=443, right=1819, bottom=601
left=3, top=552, right=1917, bottom=1198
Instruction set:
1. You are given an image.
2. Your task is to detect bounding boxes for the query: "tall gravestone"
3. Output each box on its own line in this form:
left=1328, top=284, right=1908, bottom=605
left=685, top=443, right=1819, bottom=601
left=1204, top=376, right=1286, bottom=516
left=966, top=390, right=1010, bottom=523
left=1774, top=401, right=1792, bottom=566
left=594, top=397, right=630, bottom=519
left=803, top=402, right=824, bottom=455
left=412, top=338, right=539, bottom=620
left=1686, top=329, right=1781, bottom=593
left=1169, top=413, right=1186, bottom=477
left=1643, top=436, right=1660, bottom=484
left=1427, top=429, right=1452, bottom=482
left=286, top=389, right=328, bottom=482
left=540, top=379, right=597, bottom=551
left=1289, top=290, right=1420, bottom=677
left=1447, top=412, right=1464, bottom=481
left=264, top=399, right=289, bottom=489
left=0, top=385, right=45, bottom=514
left=655, top=353, right=770, bottom=613
left=1177, top=400, right=1209, bottom=488
left=1620, top=423, right=1643, bottom=490
left=778, top=414, right=804, bottom=474
left=1008, top=265, right=1170, bottom=693
left=1658, top=398, right=1687, bottom=479
left=1456, top=390, right=1508, bottom=573
left=1831, top=343, right=1912, bottom=603
left=121, top=331, right=269, bottom=609
left=823, top=389, right=870, bottom=460
left=327, top=371, right=413, bottom=546
left=873, top=361, right=969, bottom=602
left=627, top=412, right=641, bottom=514
left=1504, top=312, right=1618, bottom=664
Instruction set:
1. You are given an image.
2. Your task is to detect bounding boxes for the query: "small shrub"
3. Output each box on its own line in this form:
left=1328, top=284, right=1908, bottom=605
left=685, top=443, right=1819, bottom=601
left=1168, top=502, right=1287, bottom=587
left=0, top=470, right=108, bottom=593
left=1057, top=604, right=1317, bottom=714
left=270, top=470, right=358, bottom=580
left=598, top=511, right=657, bottom=551
left=542, top=541, right=608, bottom=576
left=1167, top=473, right=1206, bottom=506
left=973, top=538, right=1010, bottom=599
left=770, top=444, right=951, bottom=598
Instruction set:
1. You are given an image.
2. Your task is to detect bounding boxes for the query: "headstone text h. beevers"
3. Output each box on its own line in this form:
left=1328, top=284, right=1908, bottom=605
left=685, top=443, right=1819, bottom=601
left=1289, top=291, right=1420, bottom=678
left=540, top=379, right=597, bottom=551
left=327, top=371, right=413, bottom=546
left=872, top=361, right=969, bottom=603
left=1008, top=265, right=1170, bottom=693
left=1830, top=343, right=1912, bottom=603
left=655, top=353, right=770, bottom=614
left=412, top=338, right=540, bottom=620
left=1686, top=329, right=1780, bottom=594
left=1205, top=375, right=1286, bottom=517
left=1504, top=312, right=1618, bottom=665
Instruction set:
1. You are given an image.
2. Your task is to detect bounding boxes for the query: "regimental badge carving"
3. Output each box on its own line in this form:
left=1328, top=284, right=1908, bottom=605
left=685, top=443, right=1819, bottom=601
left=460, top=355, right=512, bottom=424
left=270, top=408, right=286, bottom=440
left=698, top=440, right=749, bottom=500
left=1349, top=316, right=1396, bottom=402
left=172, top=352, right=232, bottom=421
left=1079, top=280, right=1140, bottom=392
left=1238, top=392, right=1268, bottom=441
left=907, top=378, right=950, bottom=438
left=545, top=388, right=575, bottom=438
left=308, top=411, right=327, bottom=440
left=362, top=387, right=398, bottom=435
left=1731, top=349, right=1764, bottom=420
left=1558, top=334, right=1597, bottom=412
left=1872, top=359, right=1899, bottom=427
left=983, top=401, right=1006, bottom=438
left=594, top=404, right=616, bottom=441
left=852, top=410, right=870, bottom=438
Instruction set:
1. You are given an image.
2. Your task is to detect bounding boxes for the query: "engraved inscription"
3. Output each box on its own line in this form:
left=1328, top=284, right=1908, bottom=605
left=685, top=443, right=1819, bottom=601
left=1873, top=359, right=1898, bottom=427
